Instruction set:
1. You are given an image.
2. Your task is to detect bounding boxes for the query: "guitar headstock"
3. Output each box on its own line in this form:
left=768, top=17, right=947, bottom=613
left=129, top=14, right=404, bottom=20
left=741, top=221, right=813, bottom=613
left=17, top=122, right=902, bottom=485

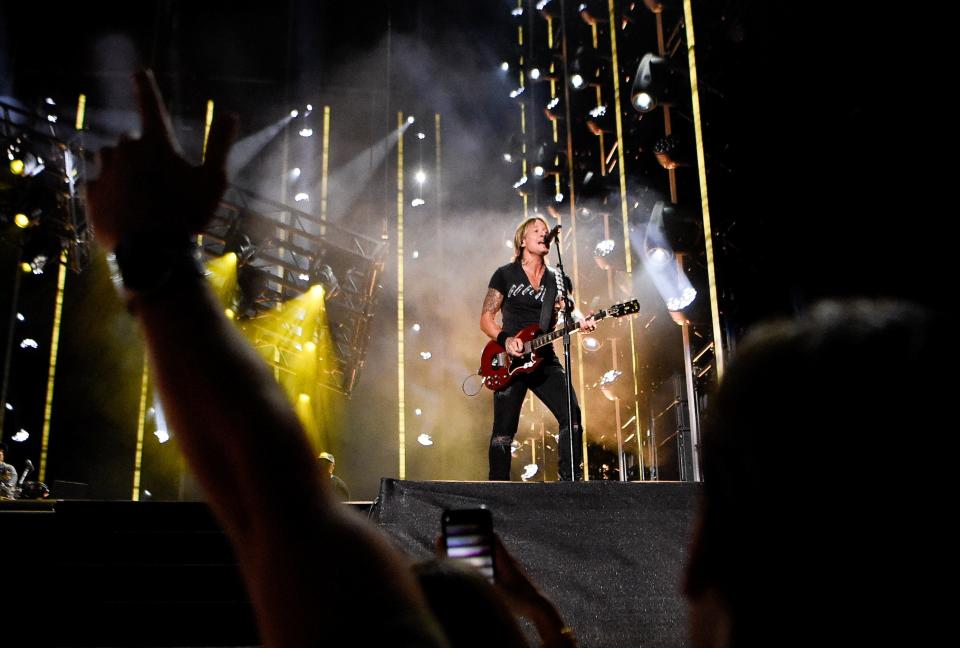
left=607, top=299, right=640, bottom=318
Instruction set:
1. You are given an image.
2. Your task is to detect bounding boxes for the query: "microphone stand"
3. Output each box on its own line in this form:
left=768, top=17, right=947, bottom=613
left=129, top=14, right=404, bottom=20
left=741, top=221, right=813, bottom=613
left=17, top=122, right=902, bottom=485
left=551, top=236, right=578, bottom=481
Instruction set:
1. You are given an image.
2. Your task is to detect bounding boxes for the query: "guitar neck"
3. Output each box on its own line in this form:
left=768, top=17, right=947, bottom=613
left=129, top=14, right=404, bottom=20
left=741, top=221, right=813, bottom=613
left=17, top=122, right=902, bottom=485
left=530, top=310, right=607, bottom=350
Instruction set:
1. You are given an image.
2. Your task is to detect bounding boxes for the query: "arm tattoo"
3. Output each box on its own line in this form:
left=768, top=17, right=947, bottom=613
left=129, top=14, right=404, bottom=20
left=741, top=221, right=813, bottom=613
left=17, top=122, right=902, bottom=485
left=482, top=288, right=504, bottom=314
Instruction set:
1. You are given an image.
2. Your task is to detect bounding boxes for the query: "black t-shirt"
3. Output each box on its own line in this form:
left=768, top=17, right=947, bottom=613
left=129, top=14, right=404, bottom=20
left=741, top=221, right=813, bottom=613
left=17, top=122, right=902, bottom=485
left=488, top=261, right=557, bottom=338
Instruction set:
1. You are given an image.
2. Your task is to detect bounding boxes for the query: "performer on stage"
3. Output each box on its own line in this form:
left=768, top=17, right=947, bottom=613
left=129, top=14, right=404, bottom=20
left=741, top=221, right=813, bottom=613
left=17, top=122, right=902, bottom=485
left=480, top=216, right=595, bottom=481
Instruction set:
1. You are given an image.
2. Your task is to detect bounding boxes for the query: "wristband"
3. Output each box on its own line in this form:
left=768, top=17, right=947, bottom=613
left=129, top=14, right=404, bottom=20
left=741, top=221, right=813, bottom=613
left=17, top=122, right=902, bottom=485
left=114, top=235, right=205, bottom=299
left=496, top=331, right=511, bottom=348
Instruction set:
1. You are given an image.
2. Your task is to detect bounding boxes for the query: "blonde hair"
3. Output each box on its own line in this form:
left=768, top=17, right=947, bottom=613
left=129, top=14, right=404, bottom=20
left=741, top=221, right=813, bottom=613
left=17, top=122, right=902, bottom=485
left=512, top=216, right=550, bottom=261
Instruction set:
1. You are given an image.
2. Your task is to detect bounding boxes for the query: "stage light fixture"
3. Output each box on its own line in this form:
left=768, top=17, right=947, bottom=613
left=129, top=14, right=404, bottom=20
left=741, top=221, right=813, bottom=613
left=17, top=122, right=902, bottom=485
left=654, top=135, right=685, bottom=169
left=418, top=433, right=434, bottom=446
left=631, top=53, right=669, bottom=113
left=13, top=213, right=30, bottom=228
left=545, top=96, right=562, bottom=121
left=579, top=0, right=608, bottom=25
left=581, top=335, right=603, bottom=352
left=415, top=169, right=426, bottom=184
left=521, top=464, right=539, bottom=481
left=594, top=239, right=616, bottom=269
left=12, top=430, right=29, bottom=442
left=598, top=369, right=625, bottom=401
left=299, top=128, right=313, bottom=138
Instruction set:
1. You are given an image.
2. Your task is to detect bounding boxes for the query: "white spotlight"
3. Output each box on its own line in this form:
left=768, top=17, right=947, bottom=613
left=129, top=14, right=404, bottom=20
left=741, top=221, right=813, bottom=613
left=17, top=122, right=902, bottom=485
left=533, top=165, right=545, bottom=177
left=12, top=429, right=29, bottom=442
left=415, top=408, right=422, bottom=416
left=411, top=198, right=425, bottom=207
left=20, top=339, right=38, bottom=349
left=294, top=192, right=309, bottom=202
left=521, top=464, right=539, bottom=481
left=666, top=287, right=697, bottom=312
left=299, top=128, right=313, bottom=137
left=417, top=433, right=434, bottom=446
left=290, top=109, right=299, bottom=118
left=530, top=68, right=541, bottom=80
left=571, top=74, right=585, bottom=89
left=500, top=61, right=510, bottom=71
left=417, top=132, right=426, bottom=140
left=647, top=247, right=672, bottom=267
left=290, top=167, right=301, bottom=179
left=407, top=116, right=416, bottom=125
left=412, top=323, right=421, bottom=332
left=154, top=429, right=170, bottom=444
left=419, top=351, right=432, bottom=360
left=412, top=250, right=420, bottom=259
left=415, top=170, right=426, bottom=184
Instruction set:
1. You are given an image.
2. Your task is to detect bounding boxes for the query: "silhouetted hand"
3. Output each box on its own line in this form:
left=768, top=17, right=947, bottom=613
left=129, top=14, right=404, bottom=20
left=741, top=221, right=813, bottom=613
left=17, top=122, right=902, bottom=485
left=86, top=69, right=238, bottom=250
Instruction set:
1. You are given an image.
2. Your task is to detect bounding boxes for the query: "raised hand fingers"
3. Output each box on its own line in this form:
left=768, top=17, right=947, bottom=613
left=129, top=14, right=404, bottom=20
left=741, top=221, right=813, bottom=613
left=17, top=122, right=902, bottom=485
left=134, top=69, right=179, bottom=151
left=203, top=112, right=239, bottom=174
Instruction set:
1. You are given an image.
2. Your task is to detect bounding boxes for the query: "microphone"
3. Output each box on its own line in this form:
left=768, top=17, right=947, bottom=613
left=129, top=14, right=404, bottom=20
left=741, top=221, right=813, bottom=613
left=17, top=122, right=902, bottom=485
left=19, top=459, right=33, bottom=486
left=543, top=225, right=562, bottom=245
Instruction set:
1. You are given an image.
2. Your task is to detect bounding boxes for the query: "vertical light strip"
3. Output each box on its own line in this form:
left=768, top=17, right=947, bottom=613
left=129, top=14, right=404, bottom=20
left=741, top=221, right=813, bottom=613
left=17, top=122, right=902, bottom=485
left=518, top=7, right=527, bottom=217
left=75, top=94, right=86, bottom=130
left=607, top=0, right=643, bottom=460
left=132, top=354, right=149, bottom=501
left=557, top=0, right=586, bottom=479
left=435, top=113, right=442, bottom=257
left=202, top=100, right=214, bottom=162
left=38, top=252, right=67, bottom=482
left=320, top=105, right=332, bottom=236
left=396, top=112, right=406, bottom=480
left=683, top=0, right=724, bottom=378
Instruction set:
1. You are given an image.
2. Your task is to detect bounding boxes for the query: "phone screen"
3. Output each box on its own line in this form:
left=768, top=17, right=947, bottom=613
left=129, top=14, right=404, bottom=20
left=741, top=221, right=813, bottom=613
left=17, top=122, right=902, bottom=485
left=442, top=508, right=495, bottom=583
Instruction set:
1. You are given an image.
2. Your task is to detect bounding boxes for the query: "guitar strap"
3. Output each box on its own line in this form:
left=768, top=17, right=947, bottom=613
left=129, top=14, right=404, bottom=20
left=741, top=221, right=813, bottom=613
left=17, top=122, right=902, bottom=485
left=539, top=267, right=562, bottom=332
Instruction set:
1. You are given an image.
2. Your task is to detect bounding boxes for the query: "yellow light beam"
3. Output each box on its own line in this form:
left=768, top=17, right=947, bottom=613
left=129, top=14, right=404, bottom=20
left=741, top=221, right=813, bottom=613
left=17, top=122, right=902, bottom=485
left=607, top=0, right=643, bottom=468
left=397, top=112, right=406, bottom=480
left=75, top=94, right=86, bottom=131
left=38, top=251, right=68, bottom=482
left=320, top=106, right=331, bottom=236
left=132, top=353, right=149, bottom=501
left=202, top=99, right=214, bottom=162
left=683, top=0, right=725, bottom=379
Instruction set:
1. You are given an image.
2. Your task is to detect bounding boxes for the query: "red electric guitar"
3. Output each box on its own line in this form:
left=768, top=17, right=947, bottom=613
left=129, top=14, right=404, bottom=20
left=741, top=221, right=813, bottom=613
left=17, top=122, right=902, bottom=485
left=478, top=299, right=640, bottom=391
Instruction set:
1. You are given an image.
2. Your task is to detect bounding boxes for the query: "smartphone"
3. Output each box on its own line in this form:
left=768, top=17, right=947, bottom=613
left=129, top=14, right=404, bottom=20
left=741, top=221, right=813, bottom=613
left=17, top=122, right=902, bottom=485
left=441, top=507, right=496, bottom=583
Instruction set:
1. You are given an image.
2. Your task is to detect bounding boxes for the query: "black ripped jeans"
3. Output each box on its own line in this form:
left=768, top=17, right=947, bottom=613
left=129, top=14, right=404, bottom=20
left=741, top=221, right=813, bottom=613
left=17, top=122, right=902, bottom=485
left=488, top=354, right=583, bottom=481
